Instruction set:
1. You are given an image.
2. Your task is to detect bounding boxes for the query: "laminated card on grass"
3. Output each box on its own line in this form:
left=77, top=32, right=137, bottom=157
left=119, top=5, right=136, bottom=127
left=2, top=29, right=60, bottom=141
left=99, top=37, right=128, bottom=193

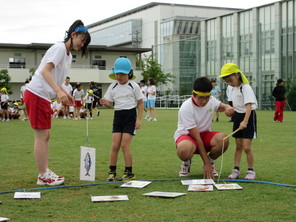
left=181, top=179, right=215, bottom=186
left=80, top=146, right=96, bottom=181
left=120, top=180, right=151, bottom=188
left=0, top=217, right=10, bottom=222
left=14, top=192, right=41, bottom=199
left=188, top=185, right=214, bottom=192
left=143, top=192, right=186, bottom=198
left=91, top=195, right=129, bottom=202
left=214, top=183, right=243, bottom=190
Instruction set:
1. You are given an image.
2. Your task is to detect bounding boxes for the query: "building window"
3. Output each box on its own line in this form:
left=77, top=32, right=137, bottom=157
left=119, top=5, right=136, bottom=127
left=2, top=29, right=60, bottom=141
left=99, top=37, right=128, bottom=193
left=92, top=60, right=106, bottom=70
left=9, top=58, right=26, bottom=68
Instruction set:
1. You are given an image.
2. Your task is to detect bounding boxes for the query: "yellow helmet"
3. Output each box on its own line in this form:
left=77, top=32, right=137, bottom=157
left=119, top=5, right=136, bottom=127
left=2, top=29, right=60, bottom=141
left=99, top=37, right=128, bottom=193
left=88, top=90, right=94, bottom=94
left=218, top=63, right=249, bottom=84
left=14, top=102, right=19, bottom=106
left=1, top=87, right=7, bottom=93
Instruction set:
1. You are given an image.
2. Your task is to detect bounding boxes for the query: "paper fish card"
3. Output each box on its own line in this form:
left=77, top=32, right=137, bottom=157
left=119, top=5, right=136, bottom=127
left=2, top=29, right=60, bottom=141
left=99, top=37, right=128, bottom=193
left=80, top=146, right=96, bottom=181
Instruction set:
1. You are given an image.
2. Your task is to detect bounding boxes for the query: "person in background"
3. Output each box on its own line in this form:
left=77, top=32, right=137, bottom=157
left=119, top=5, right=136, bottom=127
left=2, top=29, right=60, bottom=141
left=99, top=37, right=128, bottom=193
left=147, top=77, right=157, bottom=121
left=89, top=81, right=101, bottom=116
left=1, top=87, right=9, bottom=122
left=211, top=80, right=222, bottom=122
left=9, top=102, right=21, bottom=120
left=20, top=79, right=29, bottom=121
left=272, top=79, right=286, bottom=123
left=84, top=89, right=94, bottom=119
left=139, top=80, right=149, bottom=120
left=226, top=85, right=234, bottom=122
left=61, top=76, right=73, bottom=119
left=73, top=83, right=84, bottom=120
left=51, top=98, right=63, bottom=118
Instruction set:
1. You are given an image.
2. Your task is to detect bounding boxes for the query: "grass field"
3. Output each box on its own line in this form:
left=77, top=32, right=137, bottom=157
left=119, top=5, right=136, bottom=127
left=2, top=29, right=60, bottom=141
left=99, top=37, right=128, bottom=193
left=0, top=109, right=295, bottom=221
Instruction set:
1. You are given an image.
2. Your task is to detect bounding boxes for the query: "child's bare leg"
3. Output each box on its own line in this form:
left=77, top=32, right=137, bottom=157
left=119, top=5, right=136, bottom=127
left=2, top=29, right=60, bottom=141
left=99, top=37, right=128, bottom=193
left=34, top=129, right=50, bottom=174
left=176, top=140, right=196, bottom=161
left=243, top=138, right=254, bottom=168
left=120, top=133, right=133, bottom=166
left=109, top=133, right=122, bottom=166
left=234, top=138, right=244, bottom=166
left=208, top=132, right=229, bottom=159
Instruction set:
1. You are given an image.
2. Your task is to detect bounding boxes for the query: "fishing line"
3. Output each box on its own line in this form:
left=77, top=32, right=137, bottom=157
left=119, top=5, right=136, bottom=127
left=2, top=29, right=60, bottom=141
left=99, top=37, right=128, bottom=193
left=0, top=178, right=295, bottom=194
left=217, top=128, right=240, bottom=183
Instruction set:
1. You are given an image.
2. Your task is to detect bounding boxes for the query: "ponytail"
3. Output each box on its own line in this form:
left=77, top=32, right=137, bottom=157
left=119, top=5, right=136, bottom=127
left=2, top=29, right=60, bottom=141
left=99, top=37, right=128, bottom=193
left=64, top=20, right=91, bottom=58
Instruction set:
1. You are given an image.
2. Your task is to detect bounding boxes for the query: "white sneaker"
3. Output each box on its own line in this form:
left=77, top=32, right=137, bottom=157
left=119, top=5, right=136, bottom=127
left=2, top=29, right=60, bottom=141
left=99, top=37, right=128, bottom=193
left=90, top=117, right=93, bottom=120
left=63, top=116, right=67, bottom=119
left=179, top=159, right=191, bottom=177
left=153, top=118, right=157, bottom=121
left=47, top=169, right=64, bottom=180
left=245, top=170, right=256, bottom=180
left=202, top=162, right=219, bottom=177
left=37, top=170, right=64, bottom=186
left=228, top=169, right=240, bottom=179
left=211, top=164, right=219, bottom=177
left=144, top=116, right=150, bottom=120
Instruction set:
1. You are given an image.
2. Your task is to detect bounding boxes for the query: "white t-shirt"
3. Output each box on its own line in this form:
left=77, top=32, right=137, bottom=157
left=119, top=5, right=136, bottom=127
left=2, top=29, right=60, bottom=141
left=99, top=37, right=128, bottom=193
left=232, top=84, right=257, bottom=113
left=147, top=85, right=156, bottom=100
left=26, top=42, right=72, bottom=101
left=51, top=101, right=62, bottom=110
left=84, top=93, right=94, bottom=104
left=174, top=96, right=221, bottom=141
left=104, top=80, right=143, bottom=111
left=141, top=85, right=148, bottom=102
left=226, top=85, right=234, bottom=102
left=1, top=94, right=9, bottom=102
left=20, top=85, right=27, bottom=99
left=73, top=89, right=84, bottom=101
left=62, top=83, right=73, bottom=95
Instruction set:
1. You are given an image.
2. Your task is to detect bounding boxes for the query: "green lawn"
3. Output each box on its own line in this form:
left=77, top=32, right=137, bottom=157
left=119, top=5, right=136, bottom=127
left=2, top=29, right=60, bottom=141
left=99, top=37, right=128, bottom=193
left=0, top=109, right=295, bottom=221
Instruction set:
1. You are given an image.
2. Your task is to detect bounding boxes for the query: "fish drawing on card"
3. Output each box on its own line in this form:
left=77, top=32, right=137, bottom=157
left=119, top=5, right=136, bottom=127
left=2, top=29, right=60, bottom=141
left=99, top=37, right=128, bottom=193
left=84, top=152, right=92, bottom=176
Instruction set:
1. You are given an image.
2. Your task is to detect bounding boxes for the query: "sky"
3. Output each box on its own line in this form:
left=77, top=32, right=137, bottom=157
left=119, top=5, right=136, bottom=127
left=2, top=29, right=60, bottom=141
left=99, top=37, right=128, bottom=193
left=1, top=0, right=278, bottom=44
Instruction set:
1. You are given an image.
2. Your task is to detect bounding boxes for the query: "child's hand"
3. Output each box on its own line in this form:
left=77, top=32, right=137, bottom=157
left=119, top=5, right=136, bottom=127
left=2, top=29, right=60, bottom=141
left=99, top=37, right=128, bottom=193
left=225, top=106, right=234, bottom=117
left=203, top=163, right=214, bottom=179
left=239, top=121, right=248, bottom=130
left=100, top=98, right=107, bottom=105
left=135, top=119, right=141, bottom=129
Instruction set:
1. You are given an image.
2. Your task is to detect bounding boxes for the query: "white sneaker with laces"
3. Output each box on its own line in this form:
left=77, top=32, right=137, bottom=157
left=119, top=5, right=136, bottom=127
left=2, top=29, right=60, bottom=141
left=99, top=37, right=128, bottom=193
left=211, top=164, right=219, bottom=177
left=245, top=170, right=256, bottom=180
left=228, top=169, right=240, bottom=179
left=179, top=159, right=191, bottom=177
left=37, top=170, right=64, bottom=186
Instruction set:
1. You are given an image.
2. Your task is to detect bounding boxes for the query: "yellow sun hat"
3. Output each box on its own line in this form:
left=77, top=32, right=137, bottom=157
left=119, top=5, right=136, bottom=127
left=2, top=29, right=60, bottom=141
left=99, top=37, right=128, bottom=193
left=14, top=102, right=19, bottom=106
left=1, top=87, right=7, bottom=93
left=88, top=90, right=94, bottom=94
left=218, top=63, right=249, bottom=84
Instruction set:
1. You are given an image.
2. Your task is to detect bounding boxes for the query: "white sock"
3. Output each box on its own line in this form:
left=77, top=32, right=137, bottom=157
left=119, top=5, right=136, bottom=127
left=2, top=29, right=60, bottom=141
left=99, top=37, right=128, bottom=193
left=208, top=155, right=215, bottom=164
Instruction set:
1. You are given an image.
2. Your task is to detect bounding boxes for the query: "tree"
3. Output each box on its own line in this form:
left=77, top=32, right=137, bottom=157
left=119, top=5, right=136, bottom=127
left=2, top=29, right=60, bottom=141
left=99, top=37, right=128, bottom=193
left=28, top=68, right=36, bottom=80
left=286, top=81, right=296, bottom=111
left=141, top=55, right=174, bottom=86
left=0, top=69, right=12, bottom=94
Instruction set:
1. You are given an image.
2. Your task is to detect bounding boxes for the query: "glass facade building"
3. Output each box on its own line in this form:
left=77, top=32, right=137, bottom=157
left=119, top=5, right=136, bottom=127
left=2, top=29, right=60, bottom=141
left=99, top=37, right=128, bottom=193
left=154, top=0, right=296, bottom=109
left=90, top=20, right=142, bottom=47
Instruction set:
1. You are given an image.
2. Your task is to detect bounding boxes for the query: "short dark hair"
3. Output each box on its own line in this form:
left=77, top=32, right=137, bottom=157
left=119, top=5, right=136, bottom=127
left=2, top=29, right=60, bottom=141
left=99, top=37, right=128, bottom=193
left=193, top=77, right=212, bottom=93
left=140, top=80, right=145, bottom=84
left=148, top=77, right=155, bottom=85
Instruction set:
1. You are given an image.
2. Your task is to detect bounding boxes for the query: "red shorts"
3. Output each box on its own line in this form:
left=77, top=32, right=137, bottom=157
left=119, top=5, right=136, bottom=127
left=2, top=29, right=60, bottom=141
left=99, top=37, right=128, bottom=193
left=176, top=131, right=219, bottom=154
left=24, top=90, right=51, bottom=129
left=75, top=101, right=82, bottom=108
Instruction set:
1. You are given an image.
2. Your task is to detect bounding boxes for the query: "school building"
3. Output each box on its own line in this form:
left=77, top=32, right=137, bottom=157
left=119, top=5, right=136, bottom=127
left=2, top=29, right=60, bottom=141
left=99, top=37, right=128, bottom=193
left=88, top=1, right=296, bottom=109
left=1, top=1, right=296, bottom=109
left=0, top=43, right=150, bottom=100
